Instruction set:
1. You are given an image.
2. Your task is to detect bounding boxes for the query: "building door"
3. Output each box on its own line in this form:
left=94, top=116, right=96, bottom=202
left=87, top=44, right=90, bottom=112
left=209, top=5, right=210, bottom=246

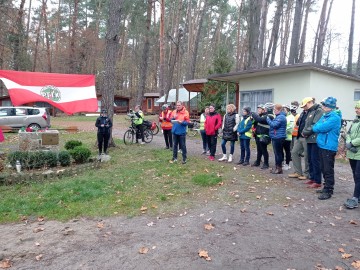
left=147, top=98, right=153, bottom=113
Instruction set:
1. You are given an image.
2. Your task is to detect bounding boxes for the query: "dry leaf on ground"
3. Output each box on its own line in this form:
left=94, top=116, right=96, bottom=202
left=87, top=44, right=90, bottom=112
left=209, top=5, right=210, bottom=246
left=33, top=227, right=45, bottom=233
left=350, top=220, right=358, bottom=225
left=139, top=247, right=149, bottom=254
left=266, top=212, right=274, bottom=216
left=97, top=222, right=104, bottom=229
left=35, top=254, right=43, bottom=261
left=204, top=223, right=214, bottom=230
left=240, top=208, right=246, bottom=213
left=37, top=216, right=45, bottom=222
left=338, top=248, right=345, bottom=253
left=341, top=253, right=352, bottom=259
left=0, top=259, right=12, bottom=268
left=352, top=261, right=360, bottom=269
left=198, top=249, right=211, bottom=261
left=335, top=266, right=345, bottom=270
left=140, top=206, right=148, bottom=211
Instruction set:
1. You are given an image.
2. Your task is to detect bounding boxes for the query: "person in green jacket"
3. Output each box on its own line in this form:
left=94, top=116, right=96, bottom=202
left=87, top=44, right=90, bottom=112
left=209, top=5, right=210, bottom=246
left=344, top=101, right=360, bottom=209
left=133, top=105, right=145, bottom=144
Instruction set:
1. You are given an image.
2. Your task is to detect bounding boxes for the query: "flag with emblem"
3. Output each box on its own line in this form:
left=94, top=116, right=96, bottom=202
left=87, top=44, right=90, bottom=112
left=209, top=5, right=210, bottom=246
left=0, top=70, right=98, bottom=115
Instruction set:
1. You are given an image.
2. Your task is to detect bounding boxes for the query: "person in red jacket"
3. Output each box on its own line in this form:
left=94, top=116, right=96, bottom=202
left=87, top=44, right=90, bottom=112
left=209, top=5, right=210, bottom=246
left=159, top=104, right=173, bottom=149
left=205, top=104, right=222, bottom=161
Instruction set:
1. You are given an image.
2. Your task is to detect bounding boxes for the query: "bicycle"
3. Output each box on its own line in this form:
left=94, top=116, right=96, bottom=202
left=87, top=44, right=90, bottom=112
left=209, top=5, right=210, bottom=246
left=187, top=120, right=200, bottom=137
left=143, top=120, right=160, bottom=135
left=123, top=116, right=153, bottom=145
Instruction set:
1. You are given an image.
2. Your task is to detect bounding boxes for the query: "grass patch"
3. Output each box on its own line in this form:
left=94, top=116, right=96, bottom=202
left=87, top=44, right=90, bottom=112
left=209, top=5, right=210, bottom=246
left=192, top=173, right=222, bottom=186
left=0, top=116, right=288, bottom=223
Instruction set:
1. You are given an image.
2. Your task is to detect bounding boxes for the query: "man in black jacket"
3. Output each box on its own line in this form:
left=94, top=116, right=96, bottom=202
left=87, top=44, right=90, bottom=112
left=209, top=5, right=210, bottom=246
left=251, top=104, right=271, bottom=169
left=95, top=109, right=113, bottom=157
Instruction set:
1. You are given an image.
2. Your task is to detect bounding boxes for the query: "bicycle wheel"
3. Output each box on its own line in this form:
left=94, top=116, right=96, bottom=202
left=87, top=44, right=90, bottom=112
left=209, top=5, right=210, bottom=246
left=152, top=123, right=160, bottom=135
left=123, top=130, right=135, bottom=145
left=144, top=128, right=153, bottom=143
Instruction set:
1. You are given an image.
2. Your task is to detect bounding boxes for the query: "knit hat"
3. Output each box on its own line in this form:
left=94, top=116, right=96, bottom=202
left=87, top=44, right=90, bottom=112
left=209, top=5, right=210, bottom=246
left=321, top=97, right=337, bottom=109
left=257, top=104, right=265, bottom=109
left=101, top=109, right=107, bottom=114
left=243, top=107, right=251, bottom=114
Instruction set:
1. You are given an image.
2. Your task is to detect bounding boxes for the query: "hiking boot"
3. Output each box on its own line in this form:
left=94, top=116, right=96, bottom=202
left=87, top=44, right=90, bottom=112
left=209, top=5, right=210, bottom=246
left=318, top=192, right=332, bottom=200
left=251, top=161, right=260, bottom=167
left=228, top=154, right=233, bottom=163
left=288, top=173, right=302, bottom=178
left=261, top=164, right=269, bottom=169
left=316, top=189, right=325, bottom=194
left=307, top=183, right=322, bottom=188
left=298, top=176, right=308, bottom=180
left=243, top=161, right=250, bottom=166
left=271, top=165, right=283, bottom=174
left=237, top=160, right=244, bottom=165
left=218, top=154, right=227, bottom=162
left=305, top=180, right=315, bottom=185
left=344, top=198, right=359, bottom=209
left=140, top=142, right=145, bottom=145
left=182, top=160, right=187, bottom=164
left=171, top=159, right=177, bottom=163
left=209, top=156, right=215, bottom=161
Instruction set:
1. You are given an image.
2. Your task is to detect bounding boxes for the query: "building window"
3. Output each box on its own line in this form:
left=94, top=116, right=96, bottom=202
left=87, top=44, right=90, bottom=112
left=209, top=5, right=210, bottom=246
left=354, top=90, right=360, bottom=101
left=240, top=89, right=273, bottom=111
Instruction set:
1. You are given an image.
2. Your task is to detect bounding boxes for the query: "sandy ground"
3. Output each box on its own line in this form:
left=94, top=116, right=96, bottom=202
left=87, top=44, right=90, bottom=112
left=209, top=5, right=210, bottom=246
left=1, top=118, right=360, bottom=270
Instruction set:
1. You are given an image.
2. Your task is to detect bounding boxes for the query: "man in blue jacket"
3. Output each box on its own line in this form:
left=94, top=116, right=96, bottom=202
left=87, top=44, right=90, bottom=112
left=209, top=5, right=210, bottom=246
left=312, top=97, right=341, bottom=200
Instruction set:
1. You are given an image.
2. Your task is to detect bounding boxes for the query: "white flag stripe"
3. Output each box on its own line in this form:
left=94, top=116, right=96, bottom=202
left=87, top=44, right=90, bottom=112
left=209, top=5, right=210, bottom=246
left=0, top=78, right=96, bottom=103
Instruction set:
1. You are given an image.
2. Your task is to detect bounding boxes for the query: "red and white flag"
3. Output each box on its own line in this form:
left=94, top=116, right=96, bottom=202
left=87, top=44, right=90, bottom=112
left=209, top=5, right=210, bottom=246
left=0, top=70, right=98, bottom=115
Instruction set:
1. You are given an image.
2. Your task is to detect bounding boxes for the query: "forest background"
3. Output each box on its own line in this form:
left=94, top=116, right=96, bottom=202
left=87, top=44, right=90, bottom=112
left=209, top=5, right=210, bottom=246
left=0, top=0, right=359, bottom=110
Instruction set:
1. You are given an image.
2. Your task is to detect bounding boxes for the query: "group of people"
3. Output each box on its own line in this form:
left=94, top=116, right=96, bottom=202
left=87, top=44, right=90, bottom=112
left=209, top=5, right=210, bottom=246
left=95, top=97, right=360, bottom=209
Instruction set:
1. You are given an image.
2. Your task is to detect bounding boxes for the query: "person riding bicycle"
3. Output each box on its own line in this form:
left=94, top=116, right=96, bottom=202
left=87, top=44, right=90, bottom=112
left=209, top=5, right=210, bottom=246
left=95, top=109, right=113, bottom=156
left=132, top=105, right=145, bottom=144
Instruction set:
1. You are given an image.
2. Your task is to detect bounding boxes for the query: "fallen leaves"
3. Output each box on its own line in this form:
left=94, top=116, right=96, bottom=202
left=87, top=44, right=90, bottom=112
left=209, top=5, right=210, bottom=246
left=33, top=227, right=45, bottom=233
left=352, top=261, right=360, bottom=269
left=97, top=222, right=104, bottom=229
left=198, top=249, right=211, bottom=261
left=139, top=247, right=149, bottom=254
left=0, top=259, right=12, bottom=268
left=350, top=220, right=358, bottom=225
left=266, top=212, right=274, bottom=216
left=204, top=223, right=214, bottom=230
left=341, top=253, right=352, bottom=259
left=35, top=254, right=43, bottom=261
left=240, top=208, right=246, bottom=213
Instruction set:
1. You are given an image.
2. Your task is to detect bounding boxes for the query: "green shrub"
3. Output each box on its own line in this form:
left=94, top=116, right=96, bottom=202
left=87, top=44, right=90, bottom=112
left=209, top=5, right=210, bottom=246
left=27, top=151, right=46, bottom=169
left=70, top=146, right=91, bottom=164
left=7, top=151, right=25, bottom=168
left=44, top=151, right=58, bottom=168
left=64, top=140, right=83, bottom=150
left=58, top=151, right=71, bottom=166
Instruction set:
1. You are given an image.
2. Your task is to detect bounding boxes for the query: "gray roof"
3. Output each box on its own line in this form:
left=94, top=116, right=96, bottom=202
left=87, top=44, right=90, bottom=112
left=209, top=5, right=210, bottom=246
left=208, top=63, right=360, bottom=83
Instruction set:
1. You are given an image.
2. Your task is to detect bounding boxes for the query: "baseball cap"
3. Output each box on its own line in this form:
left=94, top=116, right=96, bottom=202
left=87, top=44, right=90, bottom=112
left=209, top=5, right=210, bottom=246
left=300, top=97, right=313, bottom=108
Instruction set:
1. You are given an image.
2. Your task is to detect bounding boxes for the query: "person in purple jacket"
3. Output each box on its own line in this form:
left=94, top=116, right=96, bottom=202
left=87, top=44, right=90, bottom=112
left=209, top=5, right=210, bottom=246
left=266, top=104, right=287, bottom=174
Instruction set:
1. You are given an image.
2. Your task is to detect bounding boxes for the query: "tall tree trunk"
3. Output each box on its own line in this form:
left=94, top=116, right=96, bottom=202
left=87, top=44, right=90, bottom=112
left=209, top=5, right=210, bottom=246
left=43, top=0, right=51, bottom=72
left=356, top=42, right=360, bottom=76
left=314, top=0, right=334, bottom=65
left=288, top=0, right=303, bottom=64
left=247, top=0, right=262, bottom=69
left=235, top=0, right=244, bottom=70
left=259, top=0, right=269, bottom=67
left=69, top=0, right=79, bottom=73
left=103, top=0, right=124, bottom=146
left=24, top=0, right=32, bottom=52
left=347, top=0, right=355, bottom=73
left=187, top=0, right=207, bottom=80
left=159, top=0, right=165, bottom=96
left=13, top=0, right=26, bottom=71
left=264, top=0, right=283, bottom=67
left=32, top=0, right=46, bottom=72
left=280, top=0, right=294, bottom=65
left=136, top=0, right=153, bottom=105
left=165, top=0, right=182, bottom=103
left=299, top=0, right=313, bottom=63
